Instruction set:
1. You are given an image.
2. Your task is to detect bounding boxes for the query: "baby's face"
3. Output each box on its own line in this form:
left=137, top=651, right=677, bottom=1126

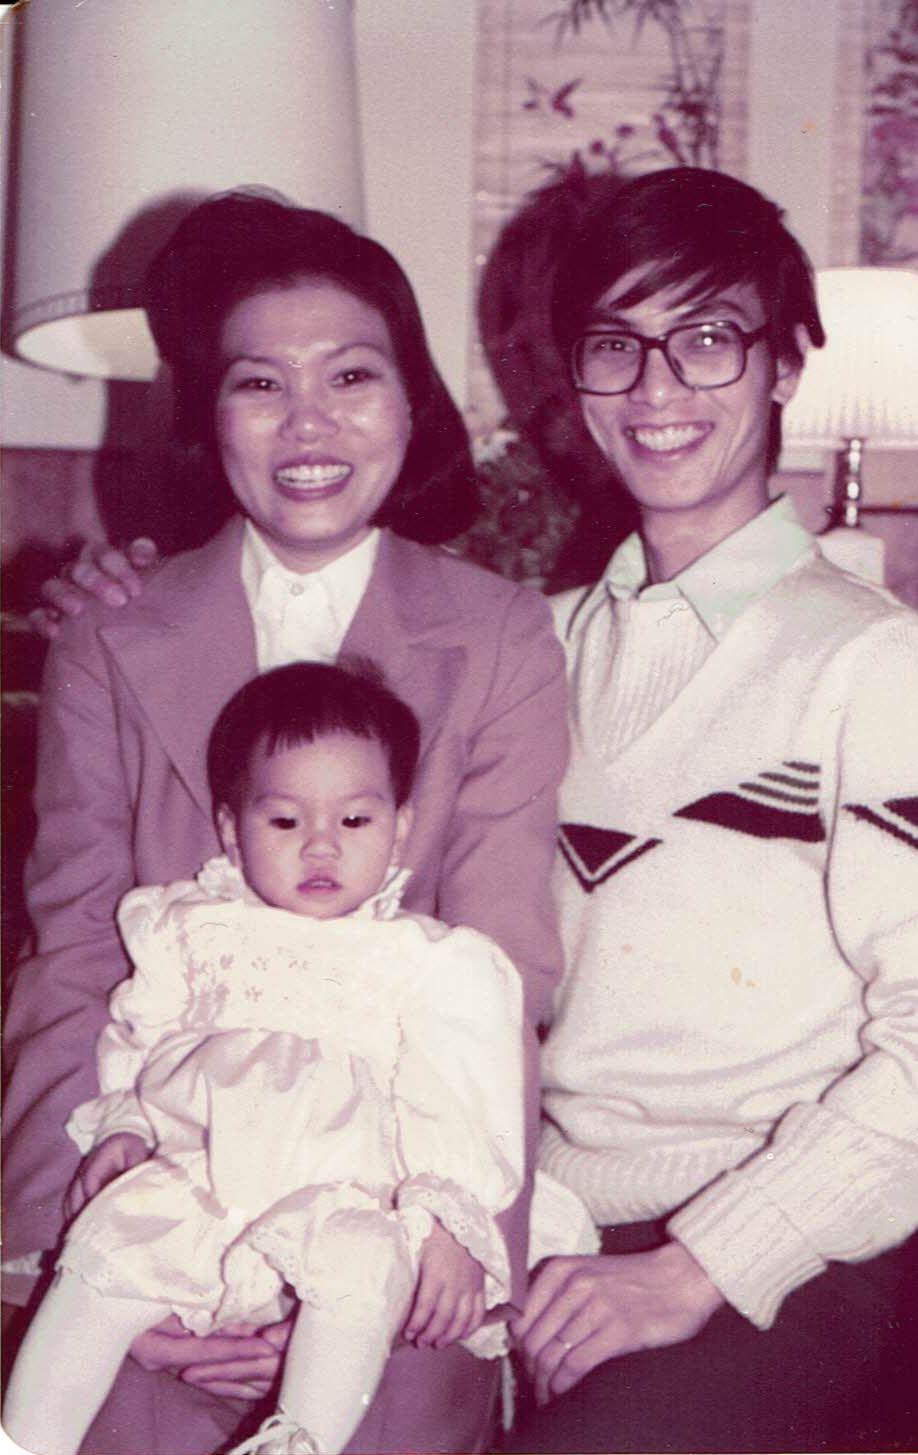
left=218, top=732, right=411, bottom=919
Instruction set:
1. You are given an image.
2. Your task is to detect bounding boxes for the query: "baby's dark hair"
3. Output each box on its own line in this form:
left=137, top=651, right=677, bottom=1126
left=207, top=659, right=421, bottom=817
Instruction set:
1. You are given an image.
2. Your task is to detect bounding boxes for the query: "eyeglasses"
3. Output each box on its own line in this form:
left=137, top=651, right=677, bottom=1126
left=571, top=320, right=769, bottom=395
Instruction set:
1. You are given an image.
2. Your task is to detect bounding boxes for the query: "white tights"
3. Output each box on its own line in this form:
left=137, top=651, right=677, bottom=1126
left=4, top=1210, right=418, bottom=1455
left=3, top=1271, right=171, bottom=1455
left=270, top=1207, right=417, bottom=1453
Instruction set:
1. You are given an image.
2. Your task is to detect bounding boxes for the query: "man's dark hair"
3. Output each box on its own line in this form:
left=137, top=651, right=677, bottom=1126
left=550, top=167, right=825, bottom=476
left=207, top=658, right=421, bottom=817
left=144, top=189, right=478, bottom=544
left=551, top=167, right=825, bottom=365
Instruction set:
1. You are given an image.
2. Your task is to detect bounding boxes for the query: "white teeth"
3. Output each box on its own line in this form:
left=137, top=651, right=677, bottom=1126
left=630, top=424, right=706, bottom=452
left=275, top=464, right=350, bottom=488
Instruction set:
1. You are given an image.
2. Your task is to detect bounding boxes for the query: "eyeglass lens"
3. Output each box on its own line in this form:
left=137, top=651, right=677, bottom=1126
left=575, top=322, right=749, bottom=394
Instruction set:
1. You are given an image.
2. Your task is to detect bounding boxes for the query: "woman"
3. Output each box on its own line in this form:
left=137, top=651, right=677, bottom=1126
left=2, top=190, right=568, bottom=1455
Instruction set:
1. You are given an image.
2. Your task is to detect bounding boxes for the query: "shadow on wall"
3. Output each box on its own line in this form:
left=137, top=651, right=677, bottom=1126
left=476, top=163, right=639, bottom=590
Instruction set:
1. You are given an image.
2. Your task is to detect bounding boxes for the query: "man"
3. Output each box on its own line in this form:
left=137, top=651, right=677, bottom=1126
left=506, top=166, right=918, bottom=1452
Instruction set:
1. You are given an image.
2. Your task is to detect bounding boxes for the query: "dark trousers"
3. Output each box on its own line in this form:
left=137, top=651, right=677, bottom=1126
left=505, top=1220, right=918, bottom=1453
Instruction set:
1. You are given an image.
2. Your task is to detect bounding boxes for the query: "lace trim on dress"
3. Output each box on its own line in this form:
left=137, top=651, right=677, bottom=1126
left=396, top=1173, right=512, bottom=1305
left=55, top=1241, right=218, bottom=1336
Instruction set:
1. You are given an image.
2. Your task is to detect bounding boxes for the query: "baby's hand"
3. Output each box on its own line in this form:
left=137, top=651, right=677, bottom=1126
left=403, top=1219, right=486, bottom=1348
left=64, top=1131, right=151, bottom=1221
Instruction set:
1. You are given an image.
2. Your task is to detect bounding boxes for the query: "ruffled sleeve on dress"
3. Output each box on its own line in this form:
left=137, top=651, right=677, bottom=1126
left=66, top=880, right=198, bottom=1153
left=392, top=925, right=525, bottom=1306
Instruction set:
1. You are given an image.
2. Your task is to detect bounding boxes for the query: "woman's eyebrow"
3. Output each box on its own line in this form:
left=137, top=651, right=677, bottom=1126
left=222, top=341, right=392, bottom=367
left=221, top=352, right=279, bottom=369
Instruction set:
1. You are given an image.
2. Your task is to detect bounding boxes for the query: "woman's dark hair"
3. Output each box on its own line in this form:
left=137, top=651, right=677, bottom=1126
left=207, top=658, right=421, bottom=816
left=144, top=190, right=478, bottom=544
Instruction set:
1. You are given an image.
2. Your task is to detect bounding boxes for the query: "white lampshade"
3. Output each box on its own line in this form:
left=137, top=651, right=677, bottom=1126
left=8, top=0, right=364, bottom=381
left=782, top=267, right=918, bottom=450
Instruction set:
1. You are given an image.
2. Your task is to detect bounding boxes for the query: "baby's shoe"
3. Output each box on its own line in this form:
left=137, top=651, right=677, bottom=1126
left=224, top=1410, right=319, bottom=1455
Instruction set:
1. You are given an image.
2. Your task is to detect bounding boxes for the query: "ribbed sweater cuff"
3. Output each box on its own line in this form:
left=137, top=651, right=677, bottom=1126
left=668, top=1173, right=824, bottom=1329
left=668, top=1101, right=917, bottom=1329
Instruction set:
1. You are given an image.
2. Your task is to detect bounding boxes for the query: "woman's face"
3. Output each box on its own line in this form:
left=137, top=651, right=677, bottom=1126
left=215, top=279, right=412, bottom=572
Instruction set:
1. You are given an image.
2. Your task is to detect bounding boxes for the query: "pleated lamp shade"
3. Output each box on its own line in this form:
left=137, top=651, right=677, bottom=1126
left=7, top=0, right=364, bottom=381
left=782, top=267, right=918, bottom=451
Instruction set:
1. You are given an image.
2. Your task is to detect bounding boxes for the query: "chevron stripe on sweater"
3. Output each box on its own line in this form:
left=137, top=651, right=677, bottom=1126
left=674, top=761, right=824, bottom=842
left=559, top=823, right=662, bottom=893
left=845, top=796, right=918, bottom=850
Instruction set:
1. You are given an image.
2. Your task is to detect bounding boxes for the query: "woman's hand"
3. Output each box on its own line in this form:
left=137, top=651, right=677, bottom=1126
left=130, top=1314, right=290, bottom=1401
left=403, top=1220, right=486, bottom=1349
left=511, top=1241, right=724, bottom=1404
left=63, top=1132, right=151, bottom=1221
left=30, top=537, right=159, bottom=639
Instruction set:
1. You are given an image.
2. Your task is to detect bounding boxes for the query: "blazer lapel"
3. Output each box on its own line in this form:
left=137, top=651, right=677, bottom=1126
left=342, top=532, right=468, bottom=726
left=100, top=517, right=257, bottom=819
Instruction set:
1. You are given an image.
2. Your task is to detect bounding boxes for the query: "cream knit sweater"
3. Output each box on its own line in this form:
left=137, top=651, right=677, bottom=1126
left=542, top=509, right=918, bottom=1329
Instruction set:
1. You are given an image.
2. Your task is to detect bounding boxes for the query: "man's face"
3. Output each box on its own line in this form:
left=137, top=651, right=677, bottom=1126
left=576, top=271, right=802, bottom=541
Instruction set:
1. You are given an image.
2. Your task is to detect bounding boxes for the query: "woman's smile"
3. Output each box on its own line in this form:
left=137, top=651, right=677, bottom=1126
left=273, top=458, right=354, bottom=495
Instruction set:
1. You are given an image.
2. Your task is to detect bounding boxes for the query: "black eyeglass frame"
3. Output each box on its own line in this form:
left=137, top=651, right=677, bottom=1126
left=571, top=320, right=770, bottom=396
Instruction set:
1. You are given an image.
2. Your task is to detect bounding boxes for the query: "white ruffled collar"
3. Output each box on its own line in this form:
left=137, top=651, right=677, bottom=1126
left=195, top=854, right=410, bottom=922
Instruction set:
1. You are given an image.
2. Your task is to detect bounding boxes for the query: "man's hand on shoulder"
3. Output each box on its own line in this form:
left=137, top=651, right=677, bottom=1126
left=30, top=537, right=159, bottom=639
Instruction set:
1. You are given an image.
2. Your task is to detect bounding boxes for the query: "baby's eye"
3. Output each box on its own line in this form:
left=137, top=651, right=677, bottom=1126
left=341, top=814, right=371, bottom=829
left=269, top=815, right=298, bottom=830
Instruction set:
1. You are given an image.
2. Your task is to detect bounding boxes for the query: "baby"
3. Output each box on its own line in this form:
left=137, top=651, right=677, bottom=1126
left=6, top=660, right=595, bottom=1455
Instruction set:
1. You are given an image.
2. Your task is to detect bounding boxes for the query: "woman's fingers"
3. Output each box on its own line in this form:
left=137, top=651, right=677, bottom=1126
left=130, top=1320, right=274, bottom=1374
left=180, top=1352, right=280, bottom=1399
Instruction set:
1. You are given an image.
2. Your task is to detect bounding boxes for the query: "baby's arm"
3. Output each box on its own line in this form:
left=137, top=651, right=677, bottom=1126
left=403, top=1218, right=486, bottom=1349
left=63, top=1130, right=151, bottom=1221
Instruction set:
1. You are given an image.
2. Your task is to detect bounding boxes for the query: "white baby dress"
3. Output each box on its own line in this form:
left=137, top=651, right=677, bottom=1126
left=61, top=858, right=526, bottom=1342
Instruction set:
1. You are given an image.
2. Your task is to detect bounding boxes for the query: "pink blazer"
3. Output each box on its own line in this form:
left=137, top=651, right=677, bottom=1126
left=3, top=518, right=567, bottom=1303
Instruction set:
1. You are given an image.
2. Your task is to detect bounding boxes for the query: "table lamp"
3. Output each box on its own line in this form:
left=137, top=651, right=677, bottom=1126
left=781, top=267, right=918, bottom=530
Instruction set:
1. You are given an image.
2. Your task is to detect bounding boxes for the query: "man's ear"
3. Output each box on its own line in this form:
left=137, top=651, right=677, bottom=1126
left=772, top=324, right=811, bottom=406
left=216, top=804, right=240, bottom=865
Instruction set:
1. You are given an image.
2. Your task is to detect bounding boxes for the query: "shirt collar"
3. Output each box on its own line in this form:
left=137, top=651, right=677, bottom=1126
left=241, top=521, right=379, bottom=625
left=602, top=495, right=814, bottom=640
